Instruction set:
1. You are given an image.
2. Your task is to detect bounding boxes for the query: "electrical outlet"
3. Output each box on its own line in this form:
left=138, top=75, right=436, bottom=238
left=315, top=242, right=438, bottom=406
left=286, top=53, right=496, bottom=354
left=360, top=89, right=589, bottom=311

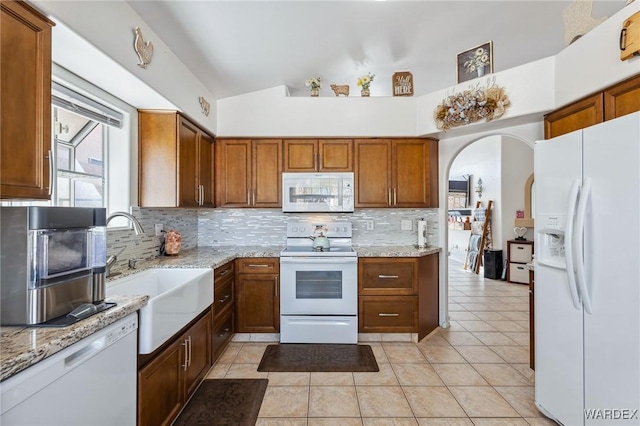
left=154, top=223, right=163, bottom=236
left=365, top=220, right=374, bottom=231
left=401, top=219, right=412, bottom=231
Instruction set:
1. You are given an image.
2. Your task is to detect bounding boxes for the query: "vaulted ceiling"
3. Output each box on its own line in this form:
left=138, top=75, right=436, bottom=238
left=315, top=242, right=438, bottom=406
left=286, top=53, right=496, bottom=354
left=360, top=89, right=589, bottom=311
left=126, top=1, right=626, bottom=99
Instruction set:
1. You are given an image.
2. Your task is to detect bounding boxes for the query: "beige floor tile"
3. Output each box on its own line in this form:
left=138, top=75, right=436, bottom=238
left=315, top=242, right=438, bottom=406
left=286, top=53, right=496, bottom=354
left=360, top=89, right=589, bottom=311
left=224, top=363, right=268, bottom=379
left=472, top=364, right=531, bottom=386
left=403, top=387, right=467, bottom=417
left=234, top=343, right=269, bottom=363
left=448, top=312, right=481, bottom=321
left=310, top=372, right=354, bottom=386
left=417, top=335, right=453, bottom=348
left=494, top=387, right=541, bottom=417
left=416, top=419, right=473, bottom=426
left=485, top=321, right=527, bottom=332
left=502, top=332, right=530, bottom=346
left=205, top=362, right=229, bottom=378
left=354, top=363, right=399, bottom=386
left=452, top=346, right=505, bottom=364
left=441, top=332, right=484, bottom=346
left=431, top=364, right=488, bottom=386
left=469, top=418, right=529, bottom=426
left=393, top=363, right=444, bottom=386
left=216, top=342, right=243, bottom=363
left=309, top=386, right=360, bottom=418
left=256, top=419, right=308, bottom=426
left=500, top=312, right=529, bottom=321
left=356, top=386, right=413, bottom=417
left=268, top=372, right=311, bottom=386
left=382, top=344, right=427, bottom=363
left=308, top=418, right=363, bottom=426
left=259, top=386, right=309, bottom=418
left=369, top=343, right=390, bottom=364
left=472, top=332, right=518, bottom=346
left=448, top=303, right=466, bottom=311
left=511, top=364, right=535, bottom=384
left=420, top=346, right=467, bottom=364
left=448, top=387, right=519, bottom=418
left=447, top=321, right=468, bottom=332
left=456, top=321, right=497, bottom=332
left=524, top=417, right=558, bottom=425
left=489, top=346, right=530, bottom=364
left=472, top=312, right=507, bottom=321
left=363, top=418, right=418, bottom=425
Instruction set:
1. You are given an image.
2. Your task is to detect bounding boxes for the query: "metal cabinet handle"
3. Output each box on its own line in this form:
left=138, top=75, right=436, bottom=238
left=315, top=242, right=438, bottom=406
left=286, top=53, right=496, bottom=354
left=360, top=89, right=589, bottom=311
left=219, top=328, right=230, bottom=338
left=219, top=294, right=230, bottom=303
left=378, top=313, right=400, bottom=317
left=274, top=276, right=278, bottom=297
left=219, top=269, right=231, bottom=276
left=200, top=185, right=204, bottom=205
left=47, top=150, right=53, bottom=196
left=378, top=275, right=399, bottom=279
left=247, top=189, right=251, bottom=205
left=187, top=335, right=192, bottom=367
left=388, top=188, right=392, bottom=206
left=182, top=339, right=189, bottom=370
left=247, top=264, right=270, bottom=268
left=393, top=188, right=397, bottom=205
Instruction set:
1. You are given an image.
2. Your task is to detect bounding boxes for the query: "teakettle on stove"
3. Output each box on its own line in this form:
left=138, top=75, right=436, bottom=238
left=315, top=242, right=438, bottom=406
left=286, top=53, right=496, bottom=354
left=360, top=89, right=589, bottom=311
left=309, top=225, right=330, bottom=250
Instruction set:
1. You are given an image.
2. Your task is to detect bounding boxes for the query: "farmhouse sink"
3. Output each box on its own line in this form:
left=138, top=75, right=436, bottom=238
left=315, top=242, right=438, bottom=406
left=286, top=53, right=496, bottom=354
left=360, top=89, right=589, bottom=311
left=106, top=268, right=213, bottom=354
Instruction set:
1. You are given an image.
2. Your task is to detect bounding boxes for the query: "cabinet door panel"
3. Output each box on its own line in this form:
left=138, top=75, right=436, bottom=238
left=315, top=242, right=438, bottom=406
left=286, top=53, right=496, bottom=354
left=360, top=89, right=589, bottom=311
left=544, top=93, right=604, bottom=139
left=319, top=139, right=352, bottom=171
left=604, top=74, right=640, bottom=120
left=252, top=139, right=282, bottom=207
left=393, top=139, right=430, bottom=207
left=236, top=273, right=279, bottom=333
left=355, top=140, right=391, bottom=207
left=138, top=341, right=183, bottom=426
left=184, top=311, right=212, bottom=398
left=178, top=118, right=199, bottom=207
left=199, top=133, right=215, bottom=207
left=139, top=112, right=178, bottom=206
left=359, top=296, right=418, bottom=332
left=359, top=258, right=417, bottom=295
left=213, top=308, right=234, bottom=362
left=0, top=2, right=52, bottom=199
left=283, top=139, right=317, bottom=172
left=216, top=140, right=251, bottom=207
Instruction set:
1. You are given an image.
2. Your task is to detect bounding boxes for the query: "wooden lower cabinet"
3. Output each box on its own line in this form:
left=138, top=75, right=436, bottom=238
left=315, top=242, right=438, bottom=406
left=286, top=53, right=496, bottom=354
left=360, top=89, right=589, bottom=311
left=213, top=308, right=234, bottom=362
left=138, top=310, right=212, bottom=426
left=358, top=254, right=439, bottom=340
left=212, top=261, right=235, bottom=362
left=235, top=258, right=280, bottom=333
left=359, top=296, right=418, bottom=332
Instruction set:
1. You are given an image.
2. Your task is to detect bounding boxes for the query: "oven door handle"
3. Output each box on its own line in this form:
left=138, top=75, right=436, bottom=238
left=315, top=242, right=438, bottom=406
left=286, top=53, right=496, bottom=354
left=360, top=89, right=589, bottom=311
left=280, top=257, right=358, bottom=264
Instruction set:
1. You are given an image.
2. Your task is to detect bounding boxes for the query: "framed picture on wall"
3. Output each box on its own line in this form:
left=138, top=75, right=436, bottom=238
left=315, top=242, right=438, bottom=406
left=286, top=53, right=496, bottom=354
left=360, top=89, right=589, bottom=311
left=457, top=41, right=493, bottom=84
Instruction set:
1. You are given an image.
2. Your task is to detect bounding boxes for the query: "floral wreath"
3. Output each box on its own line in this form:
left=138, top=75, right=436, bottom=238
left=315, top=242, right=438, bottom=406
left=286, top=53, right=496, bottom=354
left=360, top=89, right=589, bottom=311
left=434, top=78, right=510, bottom=131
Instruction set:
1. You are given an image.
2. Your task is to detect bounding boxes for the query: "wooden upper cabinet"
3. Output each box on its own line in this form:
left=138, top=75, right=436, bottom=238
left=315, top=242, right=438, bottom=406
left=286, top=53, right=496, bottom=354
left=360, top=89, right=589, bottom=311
left=283, top=139, right=353, bottom=172
left=216, top=139, right=281, bottom=208
left=544, top=93, right=604, bottom=139
left=354, top=139, right=392, bottom=207
left=604, top=74, right=640, bottom=121
left=139, top=111, right=214, bottom=207
left=354, top=138, right=438, bottom=208
left=1, top=1, right=54, bottom=200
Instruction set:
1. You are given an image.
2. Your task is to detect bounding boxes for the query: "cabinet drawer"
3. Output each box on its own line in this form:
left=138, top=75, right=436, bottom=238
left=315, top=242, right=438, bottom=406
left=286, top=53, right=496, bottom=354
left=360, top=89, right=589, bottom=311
left=236, top=258, right=279, bottom=274
left=359, top=296, right=418, bottom=332
left=509, top=263, right=529, bottom=284
left=212, top=309, right=234, bottom=362
left=214, top=261, right=235, bottom=282
left=510, top=244, right=533, bottom=263
left=359, top=258, right=416, bottom=295
left=214, top=278, right=234, bottom=318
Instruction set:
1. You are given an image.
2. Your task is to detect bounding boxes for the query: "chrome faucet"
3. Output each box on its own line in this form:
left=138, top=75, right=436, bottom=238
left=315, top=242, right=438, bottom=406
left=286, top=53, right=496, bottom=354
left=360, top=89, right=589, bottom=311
left=105, top=212, right=145, bottom=275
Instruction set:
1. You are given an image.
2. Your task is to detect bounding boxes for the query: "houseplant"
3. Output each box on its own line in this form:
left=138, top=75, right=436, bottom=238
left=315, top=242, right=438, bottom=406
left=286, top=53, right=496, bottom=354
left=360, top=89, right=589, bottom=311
left=305, top=77, right=322, bottom=96
left=357, top=73, right=375, bottom=97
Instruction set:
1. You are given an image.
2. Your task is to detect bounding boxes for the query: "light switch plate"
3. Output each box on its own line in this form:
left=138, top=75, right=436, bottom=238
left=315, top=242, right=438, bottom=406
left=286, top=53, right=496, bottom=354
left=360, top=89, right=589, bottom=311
left=154, top=223, right=163, bottom=236
left=401, top=220, right=412, bottom=231
left=365, top=220, right=374, bottom=231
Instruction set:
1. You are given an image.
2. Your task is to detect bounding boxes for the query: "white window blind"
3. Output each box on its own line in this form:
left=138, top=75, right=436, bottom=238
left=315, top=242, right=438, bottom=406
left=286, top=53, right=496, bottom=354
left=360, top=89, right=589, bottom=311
left=52, top=82, right=123, bottom=128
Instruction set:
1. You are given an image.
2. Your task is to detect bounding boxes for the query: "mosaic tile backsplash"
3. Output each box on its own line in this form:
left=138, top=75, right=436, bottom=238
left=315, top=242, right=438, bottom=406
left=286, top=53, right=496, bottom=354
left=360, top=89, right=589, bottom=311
left=106, top=207, right=439, bottom=274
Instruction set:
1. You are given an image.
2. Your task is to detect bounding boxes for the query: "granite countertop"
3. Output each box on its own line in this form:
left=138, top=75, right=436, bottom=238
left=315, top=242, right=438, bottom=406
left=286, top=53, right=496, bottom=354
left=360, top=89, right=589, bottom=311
left=0, top=294, right=148, bottom=382
left=1, top=244, right=441, bottom=382
left=354, top=245, right=441, bottom=257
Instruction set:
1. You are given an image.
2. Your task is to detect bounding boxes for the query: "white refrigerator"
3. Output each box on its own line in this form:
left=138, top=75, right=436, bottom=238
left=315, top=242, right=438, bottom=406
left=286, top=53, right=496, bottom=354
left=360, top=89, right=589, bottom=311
left=534, top=112, right=640, bottom=425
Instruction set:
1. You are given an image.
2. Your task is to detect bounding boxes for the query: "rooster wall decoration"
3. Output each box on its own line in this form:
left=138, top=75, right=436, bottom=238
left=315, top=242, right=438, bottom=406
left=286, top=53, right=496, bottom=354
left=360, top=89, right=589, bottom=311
left=133, top=27, right=153, bottom=69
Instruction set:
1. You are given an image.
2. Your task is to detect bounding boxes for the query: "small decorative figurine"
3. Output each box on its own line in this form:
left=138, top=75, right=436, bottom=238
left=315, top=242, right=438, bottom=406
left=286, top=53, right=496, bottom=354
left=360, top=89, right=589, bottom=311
left=330, top=84, right=350, bottom=96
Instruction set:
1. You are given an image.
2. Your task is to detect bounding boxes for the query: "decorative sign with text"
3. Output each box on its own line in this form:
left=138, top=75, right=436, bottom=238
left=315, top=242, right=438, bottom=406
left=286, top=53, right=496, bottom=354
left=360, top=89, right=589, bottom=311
left=392, top=71, right=414, bottom=97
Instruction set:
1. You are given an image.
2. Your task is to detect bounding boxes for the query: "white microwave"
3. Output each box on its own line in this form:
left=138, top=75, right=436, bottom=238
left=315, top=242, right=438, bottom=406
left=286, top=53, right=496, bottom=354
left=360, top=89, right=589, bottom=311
left=282, top=172, right=354, bottom=212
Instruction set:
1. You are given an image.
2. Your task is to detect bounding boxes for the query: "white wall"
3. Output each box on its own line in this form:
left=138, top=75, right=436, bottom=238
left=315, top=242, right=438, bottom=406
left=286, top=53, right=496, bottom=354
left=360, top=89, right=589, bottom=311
left=501, top=137, right=534, bottom=244
left=555, top=1, right=640, bottom=108
left=31, top=0, right=218, bottom=135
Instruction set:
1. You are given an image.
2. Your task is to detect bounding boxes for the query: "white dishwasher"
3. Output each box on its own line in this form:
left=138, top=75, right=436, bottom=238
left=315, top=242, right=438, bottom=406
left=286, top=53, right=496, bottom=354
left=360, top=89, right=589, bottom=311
left=1, top=313, right=138, bottom=426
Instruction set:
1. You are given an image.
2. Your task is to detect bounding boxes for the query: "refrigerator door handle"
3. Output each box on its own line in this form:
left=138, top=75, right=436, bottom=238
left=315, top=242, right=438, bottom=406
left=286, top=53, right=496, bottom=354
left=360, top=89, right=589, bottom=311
left=575, top=178, right=593, bottom=314
left=564, top=179, right=582, bottom=310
